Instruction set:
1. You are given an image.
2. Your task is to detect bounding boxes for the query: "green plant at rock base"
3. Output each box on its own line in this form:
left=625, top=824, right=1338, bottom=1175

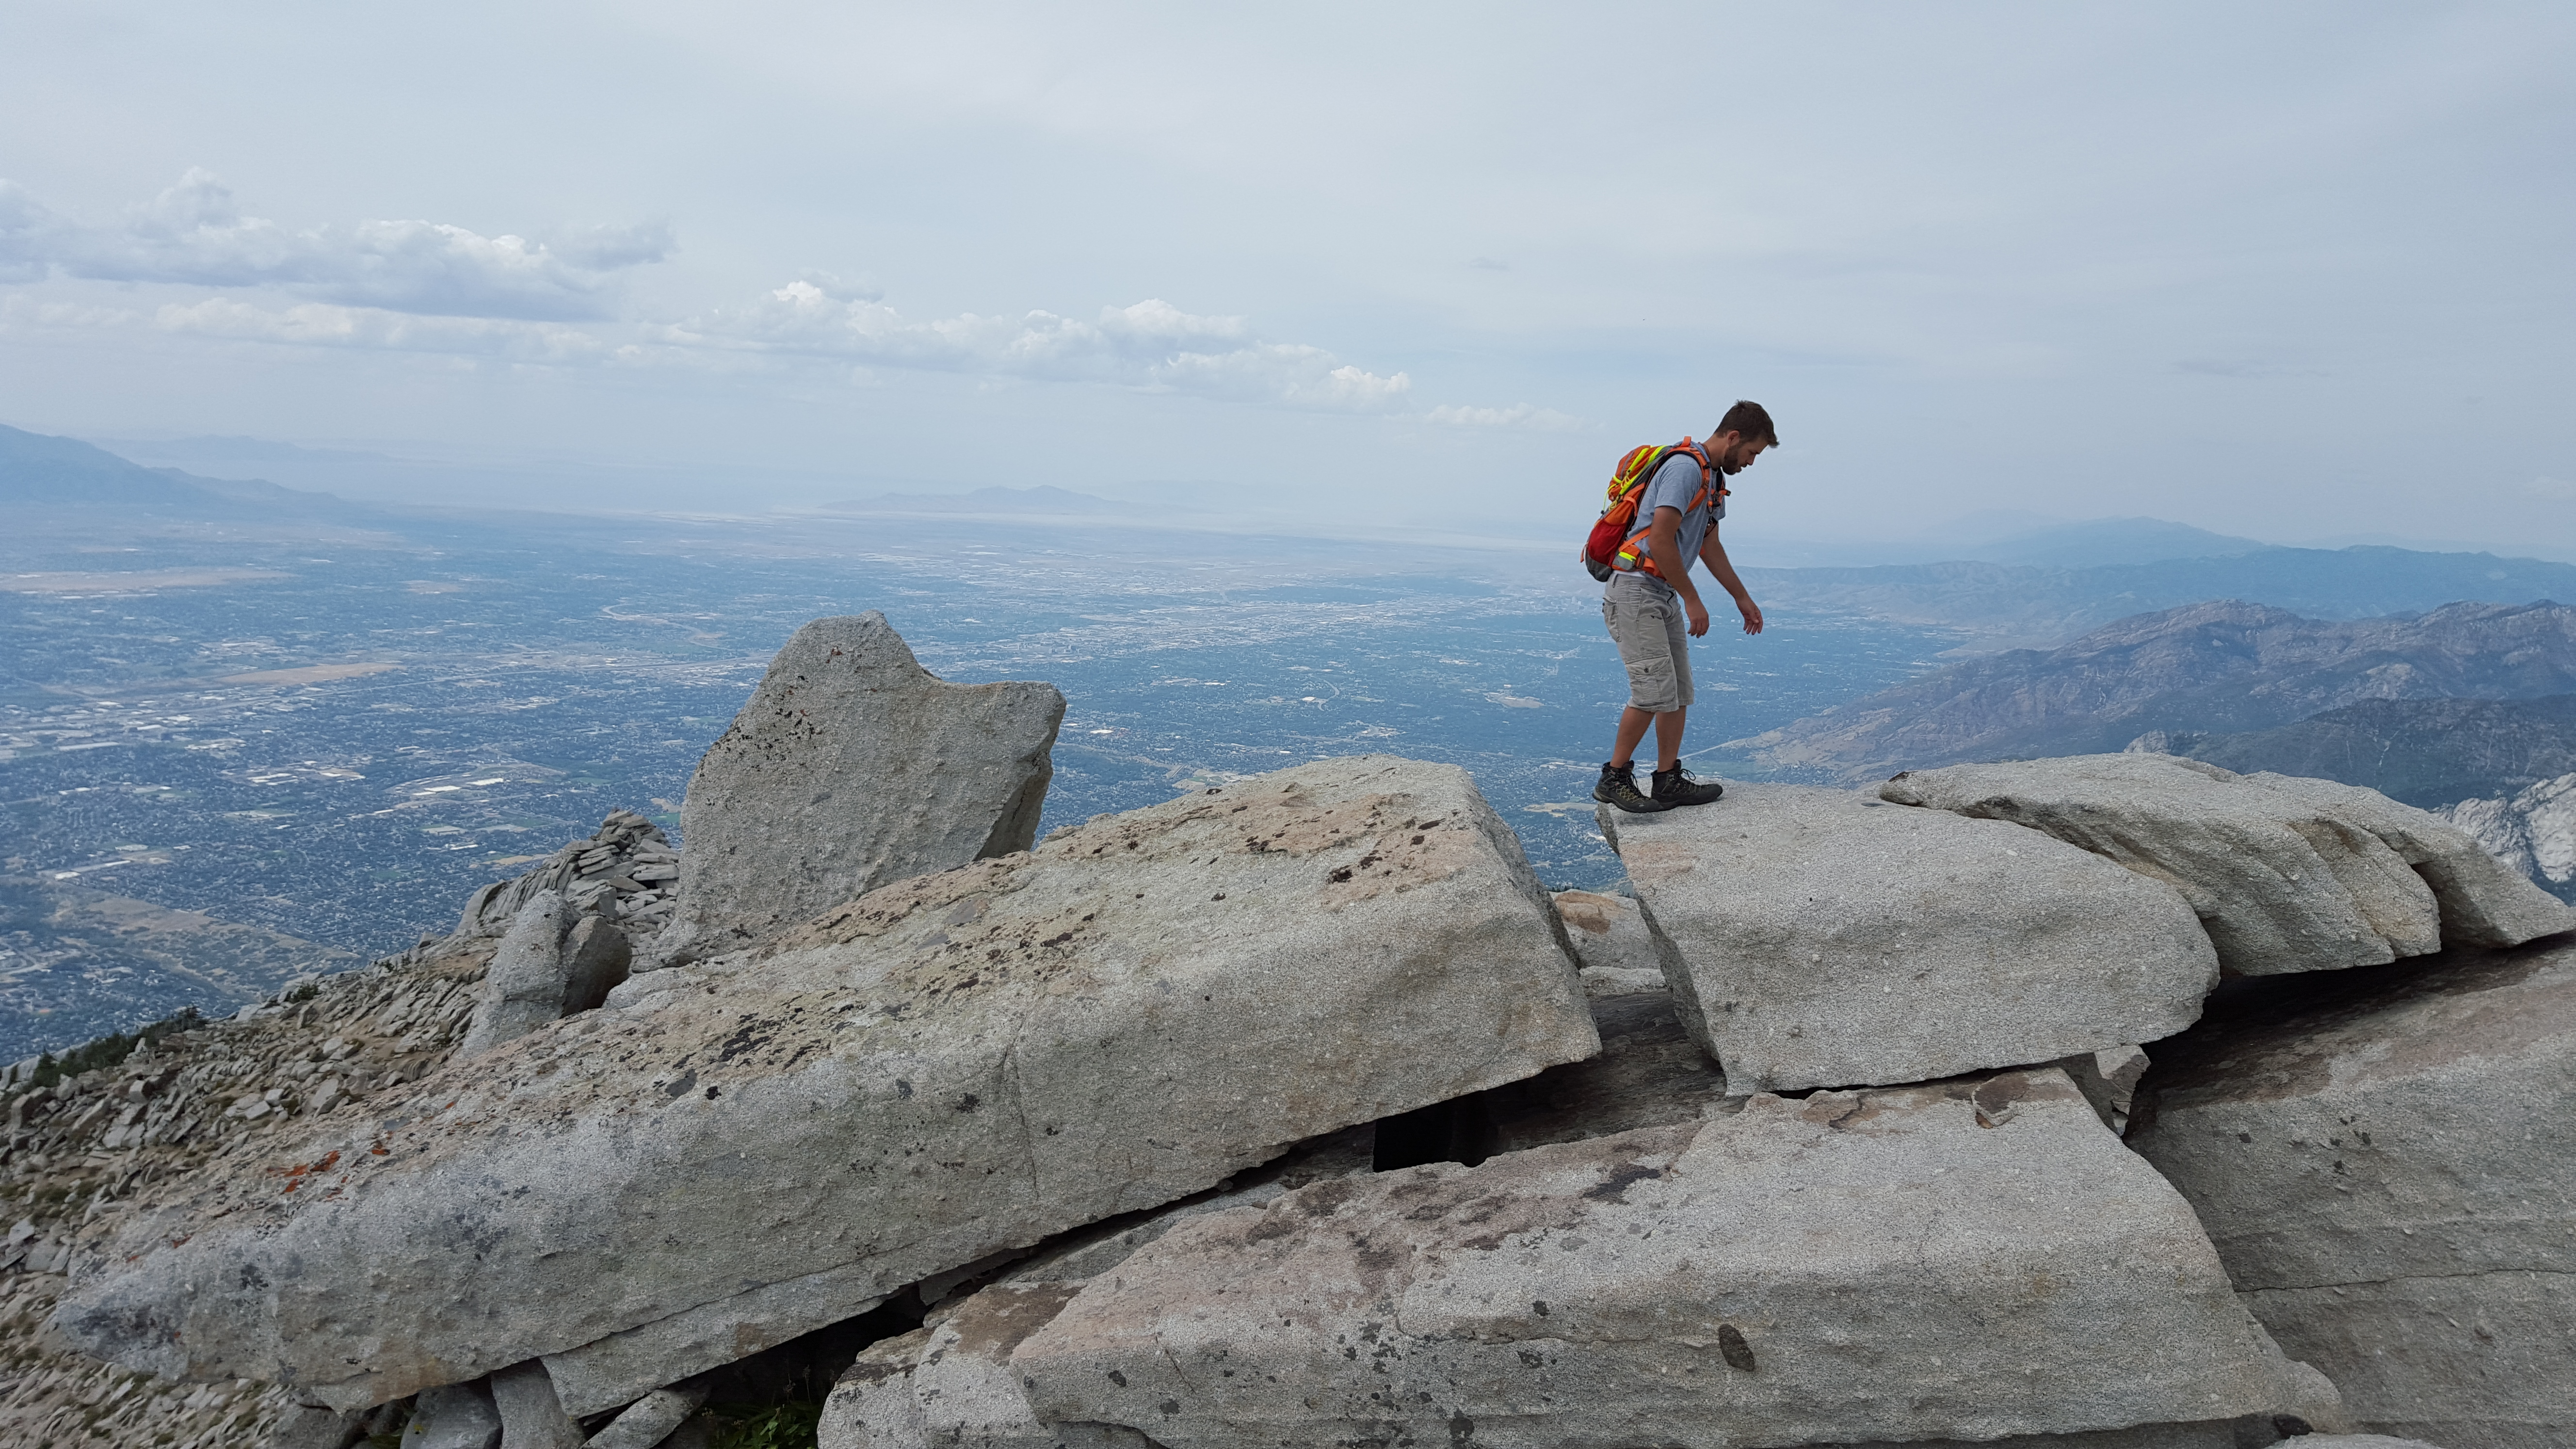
left=708, top=1400, right=823, bottom=1449
left=14, top=1006, right=205, bottom=1096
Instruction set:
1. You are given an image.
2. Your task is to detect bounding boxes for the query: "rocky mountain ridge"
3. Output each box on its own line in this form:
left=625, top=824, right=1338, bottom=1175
left=7, top=613, right=2573, bottom=1449
left=1738, top=547, right=2576, bottom=650
left=2141, top=693, right=2576, bottom=808
left=1737, top=598, right=2576, bottom=784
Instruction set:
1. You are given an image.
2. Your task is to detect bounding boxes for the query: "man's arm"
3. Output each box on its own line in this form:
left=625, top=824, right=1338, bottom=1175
left=1647, top=505, right=1711, bottom=637
left=1699, top=525, right=1764, bottom=635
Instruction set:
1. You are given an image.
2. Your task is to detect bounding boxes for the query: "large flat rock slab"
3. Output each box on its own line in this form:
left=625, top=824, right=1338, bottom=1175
left=2127, top=938, right=2576, bottom=1447
left=1012, top=1068, right=2309, bottom=1449
left=649, top=612, right=1065, bottom=967
left=2240, top=771, right=2575, bottom=948
left=48, top=757, right=1597, bottom=1414
left=1883, top=754, right=2444, bottom=975
left=1600, top=782, right=2217, bottom=1093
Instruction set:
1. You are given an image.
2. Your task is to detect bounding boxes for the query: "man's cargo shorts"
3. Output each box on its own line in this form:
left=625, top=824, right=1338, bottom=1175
left=1603, top=571, right=1693, bottom=713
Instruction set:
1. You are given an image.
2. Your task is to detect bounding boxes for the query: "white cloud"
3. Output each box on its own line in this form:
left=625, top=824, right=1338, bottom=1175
left=661, top=286, right=1413, bottom=411
left=10, top=199, right=1545, bottom=418
left=0, top=294, right=145, bottom=330
left=0, top=171, right=668, bottom=320
left=155, top=297, right=615, bottom=362
left=1420, top=402, right=1585, bottom=431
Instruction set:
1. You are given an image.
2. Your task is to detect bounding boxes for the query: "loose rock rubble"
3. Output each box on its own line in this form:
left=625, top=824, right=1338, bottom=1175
left=0, top=918, right=500, bottom=1447
left=455, top=807, right=677, bottom=942
left=24, top=617, right=2573, bottom=1449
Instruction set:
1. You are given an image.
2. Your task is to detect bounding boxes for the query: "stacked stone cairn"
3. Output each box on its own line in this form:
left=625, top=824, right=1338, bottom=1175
left=10, top=616, right=2573, bottom=1449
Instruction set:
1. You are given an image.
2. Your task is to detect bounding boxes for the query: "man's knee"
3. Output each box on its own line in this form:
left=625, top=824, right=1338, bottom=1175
left=1622, top=657, right=1684, bottom=714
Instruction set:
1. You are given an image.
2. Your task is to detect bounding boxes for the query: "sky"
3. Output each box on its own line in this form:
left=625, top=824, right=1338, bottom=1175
left=2, top=2, right=2572, bottom=555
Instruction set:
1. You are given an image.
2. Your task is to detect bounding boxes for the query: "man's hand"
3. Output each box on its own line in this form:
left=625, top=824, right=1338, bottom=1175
left=1738, top=598, right=1764, bottom=635
left=1685, top=597, right=1711, bottom=637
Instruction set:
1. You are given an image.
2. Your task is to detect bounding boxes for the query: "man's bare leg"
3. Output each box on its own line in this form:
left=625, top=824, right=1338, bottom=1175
left=1610, top=705, right=1689, bottom=770
left=1654, top=707, right=1688, bottom=771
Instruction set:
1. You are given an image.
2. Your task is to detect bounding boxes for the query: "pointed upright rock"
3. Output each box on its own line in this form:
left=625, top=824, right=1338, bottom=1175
left=650, top=613, right=1066, bottom=967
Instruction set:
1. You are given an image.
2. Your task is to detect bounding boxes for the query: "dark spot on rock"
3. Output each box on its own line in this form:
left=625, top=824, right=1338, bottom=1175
left=956, top=1094, right=980, bottom=1112
left=1246, top=1216, right=1294, bottom=1243
left=663, top=1070, right=698, bottom=1099
left=1329, top=867, right=1353, bottom=883
left=1718, top=1323, right=1755, bottom=1372
left=705, top=1085, right=720, bottom=1100
left=1297, top=1178, right=1360, bottom=1217
left=1972, top=1074, right=2045, bottom=1127
left=1582, top=1161, right=1665, bottom=1201
left=895, top=1079, right=913, bottom=1098
left=1211, top=893, right=1225, bottom=901
left=1158, top=1398, right=1181, bottom=1416
left=2238, top=1131, right=2254, bottom=1143
left=1449, top=1409, right=1476, bottom=1445
left=1106, top=1369, right=1127, bottom=1387
left=1531, top=1300, right=1548, bottom=1317
left=2272, top=1416, right=2313, bottom=1438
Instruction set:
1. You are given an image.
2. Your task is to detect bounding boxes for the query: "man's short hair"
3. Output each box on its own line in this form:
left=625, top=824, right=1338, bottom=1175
left=1715, top=400, right=1778, bottom=446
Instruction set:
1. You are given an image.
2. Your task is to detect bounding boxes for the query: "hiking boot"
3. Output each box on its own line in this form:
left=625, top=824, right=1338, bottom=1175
left=1651, top=765, right=1725, bottom=807
left=1593, top=761, right=1671, bottom=814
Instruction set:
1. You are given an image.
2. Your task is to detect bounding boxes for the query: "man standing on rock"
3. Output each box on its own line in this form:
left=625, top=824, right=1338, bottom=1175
left=1594, top=400, right=1775, bottom=814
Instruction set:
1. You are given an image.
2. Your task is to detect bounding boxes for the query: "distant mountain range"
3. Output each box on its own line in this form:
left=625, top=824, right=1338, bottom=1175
left=1741, top=547, right=2576, bottom=650
left=814, top=484, right=1126, bottom=515
left=2139, top=694, right=2576, bottom=808
left=0, top=424, right=364, bottom=519
left=1735, top=599, right=2576, bottom=791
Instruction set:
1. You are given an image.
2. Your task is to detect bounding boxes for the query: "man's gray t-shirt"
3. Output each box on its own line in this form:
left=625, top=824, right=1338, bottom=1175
left=1610, top=452, right=1725, bottom=596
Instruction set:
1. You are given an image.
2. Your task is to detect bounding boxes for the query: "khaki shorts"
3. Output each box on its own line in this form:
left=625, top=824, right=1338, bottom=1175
left=1603, top=573, right=1693, bottom=713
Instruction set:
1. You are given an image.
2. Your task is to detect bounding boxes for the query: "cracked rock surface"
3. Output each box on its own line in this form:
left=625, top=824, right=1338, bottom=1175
left=1603, top=781, right=2217, bottom=1094
left=46, top=755, right=1597, bottom=1416
left=646, top=612, right=1065, bottom=969
left=2129, top=936, right=2576, bottom=1448
left=1549, top=889, right=1666, bottom=997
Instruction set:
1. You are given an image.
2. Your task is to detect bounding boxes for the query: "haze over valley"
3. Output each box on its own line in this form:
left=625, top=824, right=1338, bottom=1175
left=8, top=423, right=2576, bottom=1059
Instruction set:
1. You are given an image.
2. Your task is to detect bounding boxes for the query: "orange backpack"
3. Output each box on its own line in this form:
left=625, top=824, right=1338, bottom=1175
left=1580, top=438, right=1723, bottom=582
